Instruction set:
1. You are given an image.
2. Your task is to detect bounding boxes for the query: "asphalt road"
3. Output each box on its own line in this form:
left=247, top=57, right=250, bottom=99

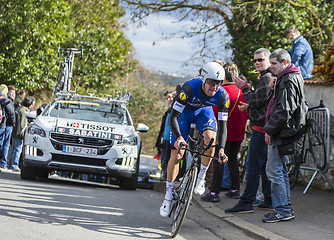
left=0, top=167, right=253, bottom=240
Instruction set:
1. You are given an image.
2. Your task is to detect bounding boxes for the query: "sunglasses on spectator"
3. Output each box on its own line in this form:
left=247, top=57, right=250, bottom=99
left=253, top=58, right=265, bottom=63
left=205, top=78, right=222, bottom=86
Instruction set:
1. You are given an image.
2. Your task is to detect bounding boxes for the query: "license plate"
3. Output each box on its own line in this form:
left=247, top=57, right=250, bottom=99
left=62, top=145, right=97, bottom=156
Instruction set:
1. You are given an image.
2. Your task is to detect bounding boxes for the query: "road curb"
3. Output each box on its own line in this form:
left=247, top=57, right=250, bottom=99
left=154, top=181, right=289, bottom=240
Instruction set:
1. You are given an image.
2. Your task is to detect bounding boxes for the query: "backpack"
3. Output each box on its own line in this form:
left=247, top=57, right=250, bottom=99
left=13, top=108, right=22, bottom=138
left=0, top=96, right=5, bottom=124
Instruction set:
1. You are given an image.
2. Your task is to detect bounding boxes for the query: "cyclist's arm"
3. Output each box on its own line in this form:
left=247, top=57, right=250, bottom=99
left=169, top=83, right=193, bottom=140
left=217, top=93, right=229, bottom=149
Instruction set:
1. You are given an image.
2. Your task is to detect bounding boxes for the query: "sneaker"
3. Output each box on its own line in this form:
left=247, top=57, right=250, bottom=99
left=201, top=192, right=220, bottom=202
left=225, top=190, right=240, bottom=199
left=264, top=210, right=294, bottom=218
left=262, top=212, right=295, bottom=223
left=252, top=199, right=263, bottom=207
left=194, top=178, right=206, bottom=195
left=258, top=202, right=274, bottom=210
left=225, top=202, right=254, bottom=213
left=160, top=199, right=172, bottom=217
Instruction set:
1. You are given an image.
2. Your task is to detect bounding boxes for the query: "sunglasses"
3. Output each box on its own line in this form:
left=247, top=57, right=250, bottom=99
left=253, top=58, right=265, bottom=63
left=205, top=78, right=221, bottom=87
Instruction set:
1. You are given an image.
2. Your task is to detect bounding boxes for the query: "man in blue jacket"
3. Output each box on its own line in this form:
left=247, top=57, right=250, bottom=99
left=286, top=26, right=314, bottom=79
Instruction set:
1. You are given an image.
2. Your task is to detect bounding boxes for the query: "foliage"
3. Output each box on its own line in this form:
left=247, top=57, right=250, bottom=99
left=126, top=66, right=175, bottom=154
left=0, top=0, right=71, bottom=91
left=123, top=0, right=334, bottom=82
left=312, top=45, right=334, bottom=82
left=227, top=0, right=333, bottom=81
left=0, top=0, right=134, bottom=93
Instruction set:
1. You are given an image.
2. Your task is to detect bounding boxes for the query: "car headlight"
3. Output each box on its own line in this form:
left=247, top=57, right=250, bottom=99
left=27, top=124, right=46, bottom=137
left=149, top=170, right=162, bottom=179
left=117, top=136, right=137, bottom=145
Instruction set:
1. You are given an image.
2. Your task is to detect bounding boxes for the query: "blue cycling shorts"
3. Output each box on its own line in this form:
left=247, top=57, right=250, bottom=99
left=170, top=107, right=217, bottom=146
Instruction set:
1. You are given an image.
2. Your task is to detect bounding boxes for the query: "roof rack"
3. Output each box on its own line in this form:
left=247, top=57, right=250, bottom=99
left=55, top=91, right=132, bottom=107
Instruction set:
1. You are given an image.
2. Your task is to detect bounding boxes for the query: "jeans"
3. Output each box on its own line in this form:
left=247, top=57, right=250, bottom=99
left=0, top=126, right=13, bottom=168
left=0, top=128, right=6, bottom=167
left=240, top=130, right=271, bottom=204
left=266, top=145, right=293, bottom=215
left=8, top=137, right=23, bottom=170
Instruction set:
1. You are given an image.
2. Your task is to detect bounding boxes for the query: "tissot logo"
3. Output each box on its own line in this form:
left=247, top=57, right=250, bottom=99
left=78, top=138, right=85, bottom=144
left=66, top=122, right=115, bottom=132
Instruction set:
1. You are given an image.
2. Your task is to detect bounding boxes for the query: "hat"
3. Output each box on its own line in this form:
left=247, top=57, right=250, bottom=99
left=0, top=84, right=8, bottom=95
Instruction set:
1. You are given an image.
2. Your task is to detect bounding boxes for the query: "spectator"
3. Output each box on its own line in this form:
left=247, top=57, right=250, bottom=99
left=155, top=89, right=175, bottom=179
left=37, top=103, right=48, bottom=116
left=225, top=48, right=275, bottom=213
left=0, top=85, right=16, bottom=168
left=14, top=90, right=25, bottom=109
left=286, top=26, right=314, bottom=79
left=8, top=96, right=35, bottom=171
left=262, top=48, right=307, bottom=223
left=201, top=63, right=248, bottom=202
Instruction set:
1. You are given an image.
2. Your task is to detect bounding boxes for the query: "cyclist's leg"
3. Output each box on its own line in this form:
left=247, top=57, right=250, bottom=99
left=193, top=107, right=217, bottom=195
left=161, top=112, right=190, bottom=217
left=196, top=107, right=217, bottom=167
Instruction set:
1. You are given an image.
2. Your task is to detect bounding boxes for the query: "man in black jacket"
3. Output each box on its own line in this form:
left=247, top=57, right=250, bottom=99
left=0, top=84, right=15, bottom=169
left=263, top=48, right=307, bottom=223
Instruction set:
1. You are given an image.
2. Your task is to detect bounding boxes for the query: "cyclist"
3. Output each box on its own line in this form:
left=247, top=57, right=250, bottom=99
left=160, top=61, right=230, bottom=217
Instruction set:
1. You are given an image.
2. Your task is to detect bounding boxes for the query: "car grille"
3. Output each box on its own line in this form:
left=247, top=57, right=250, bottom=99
left=50, top=133, right=114, bottom=147
left=51, top=154, right=107, bottom=167
left=50, top=132, right=113, bottom=155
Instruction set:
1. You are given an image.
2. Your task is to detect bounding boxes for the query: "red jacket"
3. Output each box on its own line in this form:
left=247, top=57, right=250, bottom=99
left=213, top=83, right=248, bottom=142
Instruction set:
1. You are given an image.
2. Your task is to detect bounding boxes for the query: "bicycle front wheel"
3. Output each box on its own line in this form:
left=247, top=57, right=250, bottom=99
left=171, top=165, right=197, bottom=238
left=307, top=119, right=327, bottom=171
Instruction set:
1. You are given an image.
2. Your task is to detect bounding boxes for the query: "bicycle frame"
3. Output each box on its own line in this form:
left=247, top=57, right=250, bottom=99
left=55, top=45, right=83, bottom=94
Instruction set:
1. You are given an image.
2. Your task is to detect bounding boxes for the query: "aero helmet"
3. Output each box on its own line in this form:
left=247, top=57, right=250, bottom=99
left=200, top=62, right=225, bottom=84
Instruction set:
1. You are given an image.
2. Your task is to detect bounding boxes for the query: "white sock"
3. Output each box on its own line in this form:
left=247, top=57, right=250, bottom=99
left=165, top=181, right=175, bottom=201
left=197, top=162, right=209, bottom=180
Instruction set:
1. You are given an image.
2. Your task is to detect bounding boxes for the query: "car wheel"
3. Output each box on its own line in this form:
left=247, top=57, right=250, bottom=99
left=119, top=175, right=138, bottom=190
left=119, top=153, right=140, bottom=190
left=36, top=168, right=49, bottom=179
left=20, top=165, right=37, bottom=180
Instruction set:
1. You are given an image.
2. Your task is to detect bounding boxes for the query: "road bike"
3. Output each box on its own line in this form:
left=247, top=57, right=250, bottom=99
left=287, top=101, right=327, bottom=189
left=54, top=45, right=83, bottom=93
left=169, top=135, right=217, bottom=238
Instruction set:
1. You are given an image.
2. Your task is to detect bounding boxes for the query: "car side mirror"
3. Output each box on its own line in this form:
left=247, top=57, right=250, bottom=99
left=137, top=123, right=149, bottom=133
left=26, top=111, right=37, bottom=121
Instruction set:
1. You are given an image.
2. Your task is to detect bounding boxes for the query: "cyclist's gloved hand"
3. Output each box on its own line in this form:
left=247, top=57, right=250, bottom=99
left=174, top=136, right=187, bottom=158
left=218, top=148, right=228, bottom=164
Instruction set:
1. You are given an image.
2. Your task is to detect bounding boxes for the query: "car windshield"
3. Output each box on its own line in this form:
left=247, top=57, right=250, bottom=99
left=43, top=99, right=131, bottom=125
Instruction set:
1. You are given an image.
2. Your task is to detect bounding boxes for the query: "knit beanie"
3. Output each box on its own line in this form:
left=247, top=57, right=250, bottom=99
left=0, top=84, right=8, bottom=95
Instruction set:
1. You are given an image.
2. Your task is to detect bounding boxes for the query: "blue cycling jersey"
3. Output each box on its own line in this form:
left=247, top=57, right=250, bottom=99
left=169, top=77, right=230, bottom=148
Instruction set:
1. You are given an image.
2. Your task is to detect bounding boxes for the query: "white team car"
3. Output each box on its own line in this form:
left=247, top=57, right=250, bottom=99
left=20, top=93, right=149, bottom=190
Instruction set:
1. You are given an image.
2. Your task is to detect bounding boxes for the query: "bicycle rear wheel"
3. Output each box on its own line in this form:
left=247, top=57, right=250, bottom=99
left=306, top=119, right=327, bottom=171
left=287, top=154, right=299, bottom=189
left=238, top=146, right=248, bottom=183
left=171, top=165, right=197, bottom=238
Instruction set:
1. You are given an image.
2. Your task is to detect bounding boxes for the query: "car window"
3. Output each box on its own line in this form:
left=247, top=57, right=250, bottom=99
left=43, top=100, right=131, bottom=125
